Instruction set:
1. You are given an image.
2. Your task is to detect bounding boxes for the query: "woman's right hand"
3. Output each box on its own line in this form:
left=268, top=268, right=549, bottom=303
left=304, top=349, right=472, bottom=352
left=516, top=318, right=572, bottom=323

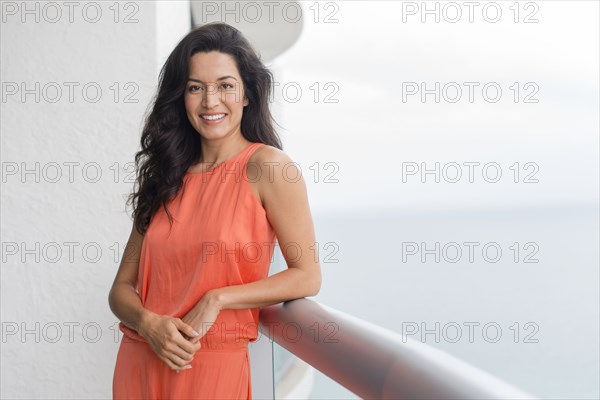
left=138, top=313, right=202, bottom=372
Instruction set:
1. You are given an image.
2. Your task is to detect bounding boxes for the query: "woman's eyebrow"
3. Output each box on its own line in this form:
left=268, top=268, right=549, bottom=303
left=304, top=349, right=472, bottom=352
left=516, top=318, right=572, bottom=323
left=188, top=76, right=238, bottom=83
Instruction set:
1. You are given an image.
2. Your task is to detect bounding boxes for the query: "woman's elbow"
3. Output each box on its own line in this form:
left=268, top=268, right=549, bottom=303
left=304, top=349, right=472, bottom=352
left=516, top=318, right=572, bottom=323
left=308, top=271, right=322, bottom=297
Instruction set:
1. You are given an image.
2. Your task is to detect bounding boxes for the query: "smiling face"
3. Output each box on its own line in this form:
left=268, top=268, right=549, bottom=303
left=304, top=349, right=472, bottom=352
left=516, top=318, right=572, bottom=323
left=184, top=51, right=249, bottom=142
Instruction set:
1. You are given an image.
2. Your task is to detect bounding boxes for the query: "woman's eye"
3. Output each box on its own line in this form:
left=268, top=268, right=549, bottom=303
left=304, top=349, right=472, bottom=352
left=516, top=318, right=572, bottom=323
left=188, top=85, right=202, bottom=92
left=222, top=83, right=234, bottom=89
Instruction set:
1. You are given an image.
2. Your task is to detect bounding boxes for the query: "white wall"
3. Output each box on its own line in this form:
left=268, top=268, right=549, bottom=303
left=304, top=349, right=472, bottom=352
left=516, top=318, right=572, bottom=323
left=1, top=2, right=190, bottom=398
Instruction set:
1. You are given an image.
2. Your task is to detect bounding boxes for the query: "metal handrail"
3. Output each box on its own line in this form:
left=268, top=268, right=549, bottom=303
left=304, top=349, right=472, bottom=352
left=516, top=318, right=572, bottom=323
left=259, top=298, right=537, bottom=400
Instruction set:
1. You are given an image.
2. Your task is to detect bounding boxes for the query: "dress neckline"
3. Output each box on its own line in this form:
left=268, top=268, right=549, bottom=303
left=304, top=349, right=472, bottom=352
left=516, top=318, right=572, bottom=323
left=185, top=142, right=259, bottom=175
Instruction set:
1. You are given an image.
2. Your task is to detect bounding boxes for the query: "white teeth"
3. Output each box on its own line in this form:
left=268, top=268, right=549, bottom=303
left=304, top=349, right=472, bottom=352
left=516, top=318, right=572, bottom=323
left=201, top=114, right=225, bottom=120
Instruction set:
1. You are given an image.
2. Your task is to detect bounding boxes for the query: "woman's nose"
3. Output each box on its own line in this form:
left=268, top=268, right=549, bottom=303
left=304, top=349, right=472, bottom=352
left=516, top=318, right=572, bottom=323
left=202, top=83, right=220, bottom=108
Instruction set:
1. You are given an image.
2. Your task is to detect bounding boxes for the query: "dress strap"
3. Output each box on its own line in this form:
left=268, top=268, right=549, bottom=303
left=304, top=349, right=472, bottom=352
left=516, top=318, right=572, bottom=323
left=239, top=142, right=264, bottom=166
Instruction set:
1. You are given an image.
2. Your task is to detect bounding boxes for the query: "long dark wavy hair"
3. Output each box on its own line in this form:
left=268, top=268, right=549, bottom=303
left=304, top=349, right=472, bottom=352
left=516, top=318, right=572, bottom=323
left=127, top=22, right=283, bottom=235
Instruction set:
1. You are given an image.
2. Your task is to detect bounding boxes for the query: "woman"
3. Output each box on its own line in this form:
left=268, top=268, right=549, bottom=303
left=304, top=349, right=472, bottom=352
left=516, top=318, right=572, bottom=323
left=108, top=22, right=322, bottom=399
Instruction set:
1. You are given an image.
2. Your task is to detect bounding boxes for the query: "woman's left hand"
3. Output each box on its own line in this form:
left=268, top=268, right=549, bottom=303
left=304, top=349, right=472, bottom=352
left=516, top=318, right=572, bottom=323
left=181, top=290, right=222, bottom=344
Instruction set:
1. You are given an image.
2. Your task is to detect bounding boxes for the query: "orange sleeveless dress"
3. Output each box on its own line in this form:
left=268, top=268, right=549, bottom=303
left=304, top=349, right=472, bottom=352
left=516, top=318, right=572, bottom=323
left=113, top=142, right=276, bottom=399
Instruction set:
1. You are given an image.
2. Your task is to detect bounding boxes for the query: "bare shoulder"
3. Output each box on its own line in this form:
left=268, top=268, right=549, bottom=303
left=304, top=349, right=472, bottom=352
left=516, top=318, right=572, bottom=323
left=247, top=143, right=305, bottom=208
left=248, top=143, right=298, bottom=181
left=250, top=143, right=294, bottom=166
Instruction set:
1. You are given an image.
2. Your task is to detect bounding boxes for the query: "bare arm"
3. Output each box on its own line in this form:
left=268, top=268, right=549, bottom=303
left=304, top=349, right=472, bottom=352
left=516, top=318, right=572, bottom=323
left=209, top=146, right=322, bottom=310
left=107, top=223, right=155, bottom=332
left=211, top=267, right=320, bottom=310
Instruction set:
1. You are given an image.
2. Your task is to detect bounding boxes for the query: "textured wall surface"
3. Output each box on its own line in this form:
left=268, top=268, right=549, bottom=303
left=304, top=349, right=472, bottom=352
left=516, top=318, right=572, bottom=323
left=1, top=2, right=192, bottom=398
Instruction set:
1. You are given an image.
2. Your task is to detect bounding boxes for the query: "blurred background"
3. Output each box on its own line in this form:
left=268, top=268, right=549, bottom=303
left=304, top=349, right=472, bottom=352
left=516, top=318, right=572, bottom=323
left=1, top=1, right=598, bottom=399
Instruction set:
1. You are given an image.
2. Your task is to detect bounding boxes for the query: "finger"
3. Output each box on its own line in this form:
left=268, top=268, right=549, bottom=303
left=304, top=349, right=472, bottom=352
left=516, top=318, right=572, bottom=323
left=173, top=319, right=200, bottom=340
left=165, top=326, right=197, bottom=359
left=175, top=364, right=193, bottom=372
left=171, top=327, right=202, bottom=351
left=148, top=343, right=191, bottom=370
left=170, top=362, right=192, bottom=373
left=167, top=343, right=195, bottom=363
left=176, top=335, right=202, bottom=354
left=182, top=338, right=202, bottom=355
left=188, top=334, right=202, bottom=345
left=180, top=331, right=202, bottom=349
left=160, top=355, right=191, bottom=372
left=186, top=340, right=202, bottom=355
left=167, top=351, right=194, bottom=368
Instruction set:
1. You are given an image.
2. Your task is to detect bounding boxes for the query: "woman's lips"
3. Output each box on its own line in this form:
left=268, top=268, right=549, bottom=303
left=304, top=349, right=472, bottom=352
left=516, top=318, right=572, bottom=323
left=200, top=113, right=227, bottom=125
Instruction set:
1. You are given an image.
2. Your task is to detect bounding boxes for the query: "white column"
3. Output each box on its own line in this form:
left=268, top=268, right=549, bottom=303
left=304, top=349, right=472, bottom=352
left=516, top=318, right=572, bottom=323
left=0, top=2, right=189, bottom=398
